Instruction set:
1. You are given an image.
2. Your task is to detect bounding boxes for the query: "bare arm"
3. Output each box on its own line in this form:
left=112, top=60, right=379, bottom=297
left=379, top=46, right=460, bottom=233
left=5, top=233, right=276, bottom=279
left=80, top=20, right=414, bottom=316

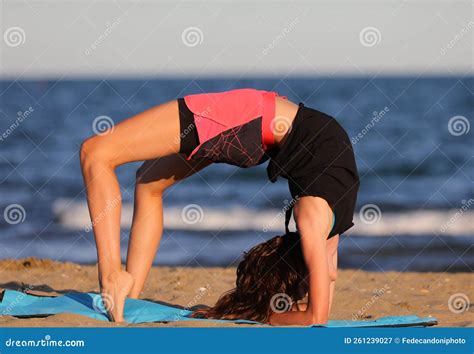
left=269, top=197, right=333, bottom=326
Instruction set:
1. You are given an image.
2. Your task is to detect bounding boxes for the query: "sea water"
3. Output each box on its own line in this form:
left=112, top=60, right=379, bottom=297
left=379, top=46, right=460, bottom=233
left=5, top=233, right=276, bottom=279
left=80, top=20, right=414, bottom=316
left=0, top=77, right=472, bottom=271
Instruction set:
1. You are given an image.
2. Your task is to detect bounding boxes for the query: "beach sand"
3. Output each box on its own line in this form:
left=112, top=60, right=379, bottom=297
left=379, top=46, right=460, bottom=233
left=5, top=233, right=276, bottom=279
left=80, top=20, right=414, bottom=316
left=0, top=258, right=472, bottom=327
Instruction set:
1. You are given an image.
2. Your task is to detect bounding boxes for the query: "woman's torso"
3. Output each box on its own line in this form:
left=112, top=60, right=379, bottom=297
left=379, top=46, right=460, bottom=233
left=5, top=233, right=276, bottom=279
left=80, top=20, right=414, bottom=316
left=180, top=88, right=360, bottom=237
left=182, top=88, right=295, bottom=167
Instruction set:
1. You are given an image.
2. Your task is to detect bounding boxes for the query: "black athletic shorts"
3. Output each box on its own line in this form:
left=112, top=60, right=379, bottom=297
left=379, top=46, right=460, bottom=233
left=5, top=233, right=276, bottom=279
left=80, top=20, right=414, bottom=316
left=178, top=98, right=200, bottom=155
left=267, top=103, right=360, bottom=238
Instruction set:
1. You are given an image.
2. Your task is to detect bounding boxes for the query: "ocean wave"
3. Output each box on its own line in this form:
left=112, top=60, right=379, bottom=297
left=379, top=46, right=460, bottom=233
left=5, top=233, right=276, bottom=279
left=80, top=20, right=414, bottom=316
left=52, top=198, right=474, bottom=236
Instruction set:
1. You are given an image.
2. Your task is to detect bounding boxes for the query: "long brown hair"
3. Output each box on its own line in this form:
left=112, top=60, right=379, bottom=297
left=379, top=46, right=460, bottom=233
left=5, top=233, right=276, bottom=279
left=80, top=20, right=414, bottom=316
left=192, top=232, right=308, bottom=322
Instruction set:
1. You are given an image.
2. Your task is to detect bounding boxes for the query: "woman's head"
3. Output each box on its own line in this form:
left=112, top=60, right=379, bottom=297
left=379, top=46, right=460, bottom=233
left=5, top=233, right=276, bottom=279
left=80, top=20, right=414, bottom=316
left=192, top=232, right=308, bottom=322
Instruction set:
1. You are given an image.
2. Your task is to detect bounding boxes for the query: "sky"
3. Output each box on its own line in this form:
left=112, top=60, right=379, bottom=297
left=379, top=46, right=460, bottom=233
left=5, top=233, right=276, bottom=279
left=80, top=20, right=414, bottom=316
left=1, top=0, right=473, bottom=79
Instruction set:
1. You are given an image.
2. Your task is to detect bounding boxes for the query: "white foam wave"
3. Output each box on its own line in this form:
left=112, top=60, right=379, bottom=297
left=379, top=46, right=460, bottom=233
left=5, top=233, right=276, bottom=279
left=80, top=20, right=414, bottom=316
left=52, top=198, right=474, bottom=236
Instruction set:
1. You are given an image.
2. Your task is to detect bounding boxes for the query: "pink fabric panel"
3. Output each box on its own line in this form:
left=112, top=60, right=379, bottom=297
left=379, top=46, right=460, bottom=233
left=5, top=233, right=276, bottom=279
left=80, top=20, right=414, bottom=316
left=184, top=88, right=266, bottom=144
left=183, top=88, right=287, bottom=160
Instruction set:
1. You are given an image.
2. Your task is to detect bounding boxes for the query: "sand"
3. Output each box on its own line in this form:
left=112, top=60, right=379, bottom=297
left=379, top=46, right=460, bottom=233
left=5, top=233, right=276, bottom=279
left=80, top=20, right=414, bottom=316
left=0, top=258, right=472, bottom=327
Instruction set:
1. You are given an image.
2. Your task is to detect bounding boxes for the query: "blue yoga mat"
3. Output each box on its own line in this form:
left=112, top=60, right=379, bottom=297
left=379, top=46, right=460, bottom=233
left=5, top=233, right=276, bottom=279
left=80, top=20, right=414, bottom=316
left=0, top=290, right=437, bottom=327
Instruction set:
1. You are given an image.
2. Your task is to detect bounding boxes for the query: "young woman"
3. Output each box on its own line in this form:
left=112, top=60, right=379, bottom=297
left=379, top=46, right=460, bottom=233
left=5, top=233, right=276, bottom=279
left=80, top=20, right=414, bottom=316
left=80, top=88, right=359, bottom=325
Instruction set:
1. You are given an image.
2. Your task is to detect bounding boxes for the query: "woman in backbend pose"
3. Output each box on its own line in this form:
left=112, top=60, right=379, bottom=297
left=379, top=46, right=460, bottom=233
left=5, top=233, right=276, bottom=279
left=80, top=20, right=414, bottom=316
left=80, top=88, right=359, bottom=324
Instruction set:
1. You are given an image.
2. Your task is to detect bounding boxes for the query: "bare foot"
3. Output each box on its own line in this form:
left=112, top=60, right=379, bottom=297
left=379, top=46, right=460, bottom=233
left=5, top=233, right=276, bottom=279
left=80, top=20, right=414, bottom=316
left=101, top=270, right=134, bottom=322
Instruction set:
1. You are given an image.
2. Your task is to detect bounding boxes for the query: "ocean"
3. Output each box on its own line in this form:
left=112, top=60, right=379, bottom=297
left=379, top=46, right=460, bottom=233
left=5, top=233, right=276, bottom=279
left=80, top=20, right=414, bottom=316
left=0, top=77, right=472, bottom=272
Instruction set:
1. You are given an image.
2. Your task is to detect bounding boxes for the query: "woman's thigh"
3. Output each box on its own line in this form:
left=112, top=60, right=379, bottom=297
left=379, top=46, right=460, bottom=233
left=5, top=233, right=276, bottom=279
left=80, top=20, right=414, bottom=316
left=136, top=154, right=212, bottom=194
left=82, top=100, right=182, bottom=167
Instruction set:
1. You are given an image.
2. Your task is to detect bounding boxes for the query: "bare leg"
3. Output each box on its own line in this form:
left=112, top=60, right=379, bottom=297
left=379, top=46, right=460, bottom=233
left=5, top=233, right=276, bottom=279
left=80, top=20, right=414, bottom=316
left=126, top=155, right=211, bottom=298
left=80, top=100, right=182, bottom=321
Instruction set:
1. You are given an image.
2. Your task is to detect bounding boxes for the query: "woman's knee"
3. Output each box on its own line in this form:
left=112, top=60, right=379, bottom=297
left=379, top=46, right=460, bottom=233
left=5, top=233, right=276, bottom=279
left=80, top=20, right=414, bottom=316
left=80, top=136, right=112, bottom=168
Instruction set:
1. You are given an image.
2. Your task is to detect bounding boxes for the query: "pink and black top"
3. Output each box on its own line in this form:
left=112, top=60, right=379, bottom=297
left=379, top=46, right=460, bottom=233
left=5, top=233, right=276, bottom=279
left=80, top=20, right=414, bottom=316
left=178, top=88, right=286, bottom=168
